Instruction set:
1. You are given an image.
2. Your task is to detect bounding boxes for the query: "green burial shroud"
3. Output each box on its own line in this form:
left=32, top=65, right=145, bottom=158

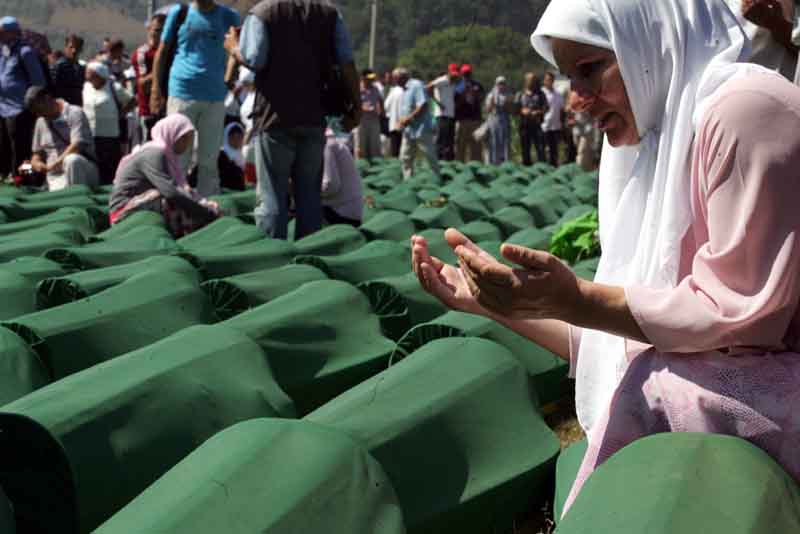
left=0, top=326, right=49, bottom=406
left=44, top=225, right=179, bottom=270
left=360, top=210, right=417, bottom=242
left=554, top=439, right=587, bottom=524
left=0, top=195, right=98, bottom=221
left=0, top=257, right=67, bottom=320
left=294, top=240, right=410, bottom=284
left=183, top=238, right=295, bottom=279
left=90, top=211, right=165, bottom=242
left=308, top=337, right=561, bottom=534
left=176, top=216, right=263, bottom=250
left=0, top=324, right=295, bottom=534
left=489, top=206, right=536, bottom=238
left=292, top=224, right=367, bottom=256
left=397, top=311, right=569, bottom=406
left=223, top=280, right=397, bottom=414
left=0, top=231, right=82, bottom=263
left=93, top=419, right=406, bottom=534
left=201, top=264, right=329, bottom=320
left=0, top=207, right=97, bottom=238
left=36, top=256, right=198, bottom=309
left=364, top=271, right=447, bottom=327
left=557, top=433, right=800, bottom=533
left=4, top=269, right=216, bottom=383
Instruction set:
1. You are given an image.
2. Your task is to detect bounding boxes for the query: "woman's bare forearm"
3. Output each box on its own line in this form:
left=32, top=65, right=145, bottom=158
left=486, top=312, right=571, bottom=361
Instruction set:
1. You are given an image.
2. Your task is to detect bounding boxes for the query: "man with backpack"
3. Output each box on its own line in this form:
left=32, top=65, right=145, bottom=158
left=224, top=0, right=360, bottom=240
left=0, top=17, right=45, bottom=181
left=150, top=1, right=241, bottom=197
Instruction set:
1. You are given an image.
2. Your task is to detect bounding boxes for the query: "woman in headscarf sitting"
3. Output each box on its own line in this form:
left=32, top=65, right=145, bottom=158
left=218, top=122, right=246, bottom=191
left=411, top=0, right=800, bottom=517
left=82, top=61, right=134, bottom=184
left=109, top=114, right=220, bottom=237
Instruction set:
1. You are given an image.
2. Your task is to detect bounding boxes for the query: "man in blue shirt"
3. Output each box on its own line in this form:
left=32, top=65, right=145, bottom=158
left=397, top=68, right=440, bottom=181
left=150, top=0, right=241, bottom=197
left=0, top=16, right=45, bottom=180
left=225, top=0, right=360, bottom=240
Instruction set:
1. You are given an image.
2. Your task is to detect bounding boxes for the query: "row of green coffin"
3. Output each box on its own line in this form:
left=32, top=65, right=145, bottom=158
left=550, top=434, right=800, bottom=533
left=0, top=335, right=560, bottom=534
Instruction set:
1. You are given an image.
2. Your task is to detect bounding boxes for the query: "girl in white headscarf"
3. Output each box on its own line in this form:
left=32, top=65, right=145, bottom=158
left=410, top=0, right=800, bottom=518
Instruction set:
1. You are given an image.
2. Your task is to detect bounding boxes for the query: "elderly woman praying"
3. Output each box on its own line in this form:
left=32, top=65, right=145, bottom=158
left=411, top=0, right=800, bottom=517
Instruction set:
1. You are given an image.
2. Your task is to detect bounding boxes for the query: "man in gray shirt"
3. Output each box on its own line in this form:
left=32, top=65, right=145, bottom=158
left=24, top=86, right=99, bottom=191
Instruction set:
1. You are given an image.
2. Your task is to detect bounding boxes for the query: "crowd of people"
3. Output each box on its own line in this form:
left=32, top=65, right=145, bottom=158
left=353, top=63, right=602, bottom=176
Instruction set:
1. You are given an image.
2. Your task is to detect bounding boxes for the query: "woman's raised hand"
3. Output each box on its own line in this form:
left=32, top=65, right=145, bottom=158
left=411, top=229, right=494, bottom=315
left=455, top=243, right=584, bottom=322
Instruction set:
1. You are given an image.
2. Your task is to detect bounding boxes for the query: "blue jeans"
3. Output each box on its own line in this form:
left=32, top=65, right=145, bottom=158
left=254, top=127, right=325, bottom=240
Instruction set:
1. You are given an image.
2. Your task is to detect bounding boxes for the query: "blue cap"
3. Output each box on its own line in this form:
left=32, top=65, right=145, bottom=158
left=0, top=16, right=20, bottom=31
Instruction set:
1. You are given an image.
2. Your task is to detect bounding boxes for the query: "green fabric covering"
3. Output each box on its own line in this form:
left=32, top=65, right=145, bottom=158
left=0, top=222, right=86, bottom=245
left=93, top=419, right=405, bottom=534
left=308, top=337, right=561, bottom=534
left=554, top=439, right=588, bottom=524
left=0, top=207, right=96, bottom=238
left=360, top=210, right=416, bottom=242
left=356, top=281, right=411, bottom=341
left=45, top=226, right=179, bottom=270
left=459, top=220, right=503, bottom=244
left=416, top=188, right=444, bottom=204
left=0, top=257, right=67, bottom=320
left=375, top=188, right=420, bottom=213
left=409, top=204, right=465, bottom=231
left=293, top=224, right=367, bottom=256
left=222, top=280, right=396, bottom=414
left=4, top=269, right=215, bottom=383
left=557, top=433, right=800, bottom=533
left=176, top=217, right=263, bottom=250
left=184, top=239, right=296, bottom=279
left=201, top=264, right=329, bottom=320
left=91, top=211, right=165, bottom=242
left=0, top=326, right=49, bottom=406
left=295, top=240, right=410, bottom=284
left=397, top=311, right=569, bottom=406
left=506, top=227, right=553, bottom=251
left=476, top=190, right=507, bottom=213
left=0, top=195, right=97, bottom=221
left=516, top=191, right=568, bottom=228
left=20, top=184, right=94, bottom=202
left=36, top=256, right=198, bottom=309
left=0, top=232, right=80, bottom=263
left=450, top=191, right=491, bottom=222
left=368, top=272, right=447, bottom=326
left=0, top=324, right=295, bottom=533
left=489, top=206, right=535, bottom=238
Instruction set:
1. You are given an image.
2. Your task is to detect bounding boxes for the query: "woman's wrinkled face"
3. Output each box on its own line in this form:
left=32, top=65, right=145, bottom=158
left=174, top=131, right=195, bottom=155
left=86, top=70, right=106, bottom=90
left=551, top=38, right=639, bottom=146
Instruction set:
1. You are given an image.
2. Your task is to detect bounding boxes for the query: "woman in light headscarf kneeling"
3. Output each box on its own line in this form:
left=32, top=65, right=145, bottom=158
left=109, top=114, right=220, bottom=237
left=411, top=0, right=800, bottom=518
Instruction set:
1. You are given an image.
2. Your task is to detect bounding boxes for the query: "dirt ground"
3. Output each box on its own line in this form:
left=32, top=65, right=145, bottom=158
left=489, top=394, right=585, bottom=534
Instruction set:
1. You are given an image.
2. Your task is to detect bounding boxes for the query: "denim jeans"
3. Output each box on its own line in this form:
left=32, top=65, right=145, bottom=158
left=254, top=126, right=325, bottom=240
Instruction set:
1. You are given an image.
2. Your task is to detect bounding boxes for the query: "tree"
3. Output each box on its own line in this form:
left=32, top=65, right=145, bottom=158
left=397, top=25, right=549, bottom=91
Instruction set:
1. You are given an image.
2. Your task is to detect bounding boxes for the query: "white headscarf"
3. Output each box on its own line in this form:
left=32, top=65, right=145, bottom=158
left=531, top=0, right=774, bottom=433
left=222, top=122, right=246, bottom=169
left=86, top=61, right=111, bottom=82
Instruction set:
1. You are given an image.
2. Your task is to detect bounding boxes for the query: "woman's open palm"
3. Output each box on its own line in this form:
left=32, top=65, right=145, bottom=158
left=411, top=229, right=494, bottom=316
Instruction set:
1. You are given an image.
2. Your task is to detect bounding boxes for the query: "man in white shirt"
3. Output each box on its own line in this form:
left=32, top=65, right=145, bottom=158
left=427, top=63, right=460, bottom=161
left=383, top=71, right=405, bottom=157
left=726, top=0, right=798, bottom=80
left=541, top=71, right=564, bottom=167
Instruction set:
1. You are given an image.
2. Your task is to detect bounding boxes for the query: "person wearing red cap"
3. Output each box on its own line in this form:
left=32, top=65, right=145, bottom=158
left=454, top=63, right=485, bottom=162
left=426, top=63, right=460, bottom=161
